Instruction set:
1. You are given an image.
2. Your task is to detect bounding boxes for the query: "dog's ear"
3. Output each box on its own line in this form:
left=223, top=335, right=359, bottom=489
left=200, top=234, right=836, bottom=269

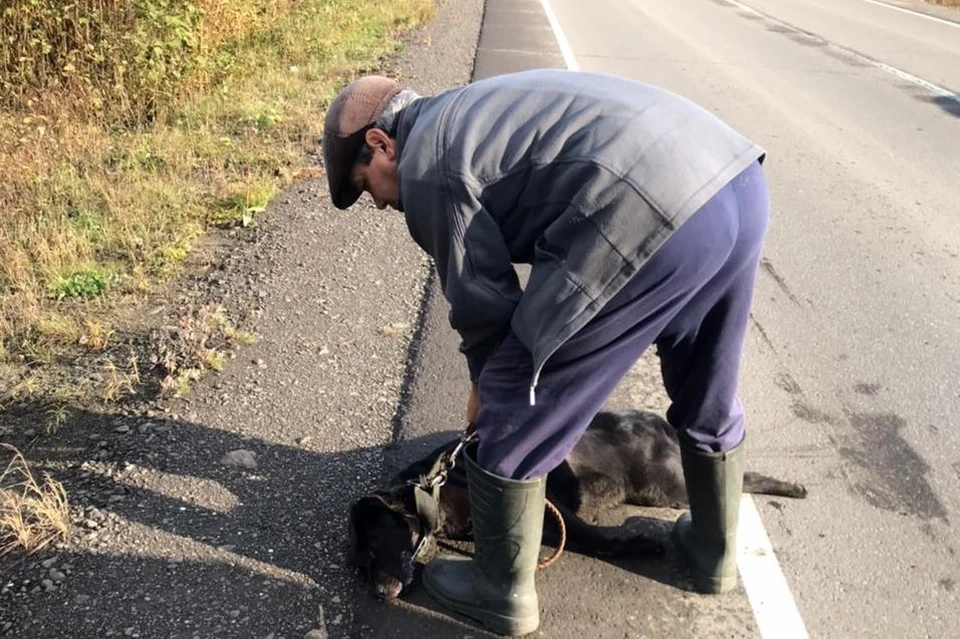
left=371, top=487, right=417, bottom=514
left=371, top=488, right=422, bottom=542
left=350, top=495, right=390, bottom=534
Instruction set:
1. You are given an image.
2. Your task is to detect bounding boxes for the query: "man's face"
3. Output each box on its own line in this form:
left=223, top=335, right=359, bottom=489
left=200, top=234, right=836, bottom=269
left=350, top=128, right=400, bottom=210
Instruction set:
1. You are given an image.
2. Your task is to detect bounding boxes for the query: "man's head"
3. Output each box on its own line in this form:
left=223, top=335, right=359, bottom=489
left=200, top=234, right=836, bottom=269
left=322, top=75, right=410, bottom=210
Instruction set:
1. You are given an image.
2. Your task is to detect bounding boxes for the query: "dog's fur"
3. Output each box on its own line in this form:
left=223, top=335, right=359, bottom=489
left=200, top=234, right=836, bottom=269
left=349, top=409, right=807, bottom=599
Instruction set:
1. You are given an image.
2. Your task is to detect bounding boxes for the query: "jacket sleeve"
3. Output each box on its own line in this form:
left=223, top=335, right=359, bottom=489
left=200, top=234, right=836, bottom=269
left=407, top=171, right=522, bottom=382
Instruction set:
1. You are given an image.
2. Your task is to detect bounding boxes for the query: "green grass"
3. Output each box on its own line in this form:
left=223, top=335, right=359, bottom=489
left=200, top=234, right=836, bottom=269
left=0, top=0, right=435, bottom=358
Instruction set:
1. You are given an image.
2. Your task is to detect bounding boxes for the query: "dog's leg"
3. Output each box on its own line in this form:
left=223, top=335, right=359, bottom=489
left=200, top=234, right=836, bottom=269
left=543, top=500, right=665, bottom=557
left=743, top=472, right=808, bottom=499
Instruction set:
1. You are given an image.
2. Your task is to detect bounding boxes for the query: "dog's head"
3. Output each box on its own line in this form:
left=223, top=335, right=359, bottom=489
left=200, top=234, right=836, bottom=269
left=348, top=487, right=423, bottom=600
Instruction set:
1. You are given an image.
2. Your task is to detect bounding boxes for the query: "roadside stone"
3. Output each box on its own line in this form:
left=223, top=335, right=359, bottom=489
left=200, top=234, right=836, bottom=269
left=49, top=569, right=66, bottom=582
left=41, top=558, right=57, bottom=569
left=41, top=579, right=56, bottom=592
left=114, top=424, right=130, bottom=433
left=220, top=449, right=257, bottom=470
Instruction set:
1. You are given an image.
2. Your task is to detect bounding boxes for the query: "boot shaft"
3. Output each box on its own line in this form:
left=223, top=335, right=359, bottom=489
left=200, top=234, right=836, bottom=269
left=679, top=441, right=744, bottom=557
left=464, top=445, right=546, bottom=578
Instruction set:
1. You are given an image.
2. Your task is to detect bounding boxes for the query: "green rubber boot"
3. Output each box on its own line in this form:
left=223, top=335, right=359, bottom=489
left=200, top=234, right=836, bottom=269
left=422, top=446, right=545, bottom=636
left=672, top=439, right=745, bottom=594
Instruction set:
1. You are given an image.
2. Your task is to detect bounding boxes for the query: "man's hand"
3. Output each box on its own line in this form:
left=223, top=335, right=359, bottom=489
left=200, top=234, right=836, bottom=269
left=467, top=383, right=480, bottom=424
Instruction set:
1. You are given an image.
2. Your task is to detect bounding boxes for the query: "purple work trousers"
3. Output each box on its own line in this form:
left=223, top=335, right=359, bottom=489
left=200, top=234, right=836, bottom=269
left=474, top=161, right=770, bottom=480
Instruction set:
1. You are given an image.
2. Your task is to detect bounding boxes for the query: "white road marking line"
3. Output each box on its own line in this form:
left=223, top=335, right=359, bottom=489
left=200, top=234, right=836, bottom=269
left=539, top=3, right=810, bottom=638
left=540, top=0, right=580, bottom=71
left=859, top=0, right=960, bottom=29
left=738, top=496, right=811, bottom=639
left=724, top=0, right=960, bottom=104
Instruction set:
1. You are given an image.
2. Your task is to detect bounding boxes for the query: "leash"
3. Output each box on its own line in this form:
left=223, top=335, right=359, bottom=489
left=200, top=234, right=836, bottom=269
left=406, top=423, right=567, bottom=572
left=537, top=500, right=565, bottom=570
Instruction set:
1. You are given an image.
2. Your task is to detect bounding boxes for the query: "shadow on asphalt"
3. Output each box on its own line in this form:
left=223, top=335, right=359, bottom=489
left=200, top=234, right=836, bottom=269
left=1, top=401, right=692, bottom=638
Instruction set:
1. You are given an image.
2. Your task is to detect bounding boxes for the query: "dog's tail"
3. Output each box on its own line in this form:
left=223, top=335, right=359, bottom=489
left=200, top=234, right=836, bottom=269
left=743, top=472, right=808, bottom=499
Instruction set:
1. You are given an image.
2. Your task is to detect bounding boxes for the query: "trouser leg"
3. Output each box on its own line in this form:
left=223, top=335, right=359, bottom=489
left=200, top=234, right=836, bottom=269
left=656, top=161, right=770, bottom=453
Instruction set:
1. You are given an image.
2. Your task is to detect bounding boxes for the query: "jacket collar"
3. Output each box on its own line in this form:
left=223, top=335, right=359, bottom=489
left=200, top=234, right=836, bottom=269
left=391, top=97, right=429, bottom=213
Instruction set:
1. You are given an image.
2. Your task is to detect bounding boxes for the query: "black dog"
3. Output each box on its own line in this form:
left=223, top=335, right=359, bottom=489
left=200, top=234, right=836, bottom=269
left=349, top=409, right=807, bottom=599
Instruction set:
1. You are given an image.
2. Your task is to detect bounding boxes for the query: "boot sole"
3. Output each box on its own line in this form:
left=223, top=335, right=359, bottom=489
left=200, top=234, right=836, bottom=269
left=422, top=577, right=539, bottom=637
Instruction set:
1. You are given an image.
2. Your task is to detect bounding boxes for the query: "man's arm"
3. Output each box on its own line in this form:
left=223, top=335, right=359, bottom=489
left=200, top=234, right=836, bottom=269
left=403, top=169, right=522, bottom=382
left=439, top=177, right=522, bottom=382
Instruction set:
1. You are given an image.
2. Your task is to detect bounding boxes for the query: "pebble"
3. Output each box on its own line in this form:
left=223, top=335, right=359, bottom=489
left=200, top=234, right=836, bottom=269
left=304, top=630, right=328, bottom=639
left=49, top=569, right=66, bottom=582
left=220, top=449, right=257, bottom=470
left=74, top=594, right=91, bottom=604
left=41, top=579, right=56, bottom=592
left=115, top=424, right=130, bottom=433
left=41, top=558, right=57, bottom=569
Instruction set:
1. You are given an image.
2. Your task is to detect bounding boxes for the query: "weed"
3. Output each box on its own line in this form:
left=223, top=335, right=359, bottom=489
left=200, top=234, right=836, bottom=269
left=44, top=403, right=69, bottom=436
left=208, top=183, right=275, bottom=228
left=35, top=314, right=80, bottom=345
left=0, top=445, right=71, bottom=555
left=79, top=321, right=114, bottom=352
left=101, top=353, right=140, bottom=403
left=48, top=265, right=115, bottom=300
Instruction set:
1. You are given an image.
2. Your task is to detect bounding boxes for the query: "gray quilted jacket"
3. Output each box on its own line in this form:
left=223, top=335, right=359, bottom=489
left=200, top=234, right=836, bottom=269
left=393, top=69, right=765, bottom=402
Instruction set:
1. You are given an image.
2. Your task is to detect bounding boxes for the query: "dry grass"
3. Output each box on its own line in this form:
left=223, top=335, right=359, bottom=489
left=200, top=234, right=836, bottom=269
left=0, top=445, right=71, bottom=555
left=0, top=0, right=435, bottom=365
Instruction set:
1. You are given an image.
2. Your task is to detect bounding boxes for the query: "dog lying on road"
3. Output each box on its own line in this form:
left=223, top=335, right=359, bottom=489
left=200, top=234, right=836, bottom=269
left=349, top=408, right=807, bottom=599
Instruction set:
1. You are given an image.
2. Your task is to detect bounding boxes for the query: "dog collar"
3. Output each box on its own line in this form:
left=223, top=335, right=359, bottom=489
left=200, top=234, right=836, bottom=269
left=410, top=483, right=440, bottom=563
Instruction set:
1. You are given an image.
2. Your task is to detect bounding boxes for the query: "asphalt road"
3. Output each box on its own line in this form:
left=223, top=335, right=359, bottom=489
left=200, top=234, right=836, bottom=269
left=379, top=0, right=960, bottom=637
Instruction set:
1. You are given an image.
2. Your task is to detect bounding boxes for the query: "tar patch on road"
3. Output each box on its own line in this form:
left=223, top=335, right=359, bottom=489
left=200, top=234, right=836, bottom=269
left=840, top=411, right=947, bottom=523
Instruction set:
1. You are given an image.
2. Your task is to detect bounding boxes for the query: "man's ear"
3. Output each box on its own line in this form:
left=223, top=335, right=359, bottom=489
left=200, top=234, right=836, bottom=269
left=364, top=128, right=396, bottom=160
